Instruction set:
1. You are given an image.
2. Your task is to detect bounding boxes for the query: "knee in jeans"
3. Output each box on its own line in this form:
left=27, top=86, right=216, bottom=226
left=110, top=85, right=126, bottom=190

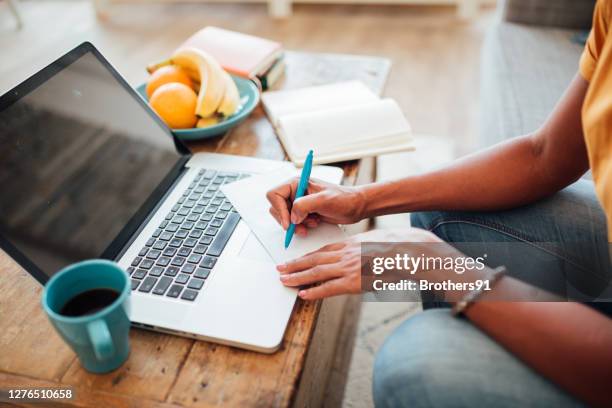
left=373, top=311, right=456, bottom=408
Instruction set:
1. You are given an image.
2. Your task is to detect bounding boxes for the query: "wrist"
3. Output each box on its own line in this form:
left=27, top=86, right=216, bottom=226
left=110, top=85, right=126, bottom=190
left=360, top=179, right=418, bottom=218
left=351, top=185, right=370, bottom=221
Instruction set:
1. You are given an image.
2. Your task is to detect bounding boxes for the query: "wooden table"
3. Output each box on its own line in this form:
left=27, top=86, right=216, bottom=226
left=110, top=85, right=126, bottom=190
left=0, top=51, right=390, bottom=407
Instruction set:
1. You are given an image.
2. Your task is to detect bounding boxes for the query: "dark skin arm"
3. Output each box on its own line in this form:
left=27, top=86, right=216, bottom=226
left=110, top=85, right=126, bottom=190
left=361, top=73, right=591, bottom=215
left=268, top=74, right=612, bottom=406
left=267, top=76, right=590, bottom=232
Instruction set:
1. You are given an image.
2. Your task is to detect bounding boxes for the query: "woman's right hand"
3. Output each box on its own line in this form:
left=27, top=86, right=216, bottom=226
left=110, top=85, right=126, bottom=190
left=266, top=178, right=368, bottom=236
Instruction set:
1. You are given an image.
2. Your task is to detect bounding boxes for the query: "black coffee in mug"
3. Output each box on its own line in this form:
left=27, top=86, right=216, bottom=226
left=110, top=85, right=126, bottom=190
left=60, top=288, right=120, bottom=317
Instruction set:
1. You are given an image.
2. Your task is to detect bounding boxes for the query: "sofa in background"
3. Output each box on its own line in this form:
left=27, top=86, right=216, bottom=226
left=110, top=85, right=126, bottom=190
left=480, top=0, right=595, bottom=146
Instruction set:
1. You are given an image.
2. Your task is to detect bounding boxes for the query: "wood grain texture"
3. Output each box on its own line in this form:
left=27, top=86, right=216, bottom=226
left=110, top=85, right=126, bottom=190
left=0, top=2, right=490, bottom=405
left=0, top=50, right=386, bottom=408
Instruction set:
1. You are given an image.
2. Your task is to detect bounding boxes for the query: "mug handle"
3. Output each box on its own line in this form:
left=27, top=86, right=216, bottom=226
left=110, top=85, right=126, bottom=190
left=87, top=320, right=115, bottom=361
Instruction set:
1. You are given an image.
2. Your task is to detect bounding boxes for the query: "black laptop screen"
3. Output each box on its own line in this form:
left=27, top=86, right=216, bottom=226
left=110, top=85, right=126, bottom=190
left=0, top=50, right=185, bottom=280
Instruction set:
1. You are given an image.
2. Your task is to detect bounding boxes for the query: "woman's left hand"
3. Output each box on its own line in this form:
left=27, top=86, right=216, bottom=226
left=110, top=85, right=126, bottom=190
left=277, top=228, right=441, bottom=300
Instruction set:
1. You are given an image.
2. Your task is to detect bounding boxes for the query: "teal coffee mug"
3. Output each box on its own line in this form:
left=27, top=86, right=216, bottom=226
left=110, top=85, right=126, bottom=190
left=42, top=259, right=131, bottom=373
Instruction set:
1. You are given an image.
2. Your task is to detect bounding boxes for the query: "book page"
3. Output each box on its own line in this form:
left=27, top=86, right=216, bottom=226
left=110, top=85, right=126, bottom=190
left=261, top=80, right=378, bottom=125
left=278, top=98, right=411, bottom=160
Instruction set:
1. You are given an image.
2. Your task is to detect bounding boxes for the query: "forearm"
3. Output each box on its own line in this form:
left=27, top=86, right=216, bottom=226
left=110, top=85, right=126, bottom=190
left=359, top=73, right=590, bottom=218
left=361, top=135, right=569, bottom=216
left=465, top=293, right=612, bottom=407
left=435, top=267, right=612, bottom=406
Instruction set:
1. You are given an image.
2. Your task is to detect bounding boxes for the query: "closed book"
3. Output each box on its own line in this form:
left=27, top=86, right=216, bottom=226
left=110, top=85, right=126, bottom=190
left=179, top=26, right=283, bottom=78
left=257, top=57, right=285, bottom=90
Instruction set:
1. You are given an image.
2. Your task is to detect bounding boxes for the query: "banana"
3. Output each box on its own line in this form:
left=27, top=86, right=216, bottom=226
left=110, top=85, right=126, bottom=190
left=146, top=59, right=171, bottom=74
left=196, top=117, right=219, bottom=128
left=171, top=47, right=226, bottom=118
left=217, top=71, right=241, bottom=117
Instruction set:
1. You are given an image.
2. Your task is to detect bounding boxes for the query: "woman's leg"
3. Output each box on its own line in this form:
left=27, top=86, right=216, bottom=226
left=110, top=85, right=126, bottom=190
left=411, top=180, right=611, bottom=313
left=372, top=309, right=585, bottom=408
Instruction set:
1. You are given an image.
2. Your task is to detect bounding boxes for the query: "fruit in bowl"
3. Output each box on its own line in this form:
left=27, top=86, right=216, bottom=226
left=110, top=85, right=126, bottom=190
left=145, top=47, right=241, bottom=129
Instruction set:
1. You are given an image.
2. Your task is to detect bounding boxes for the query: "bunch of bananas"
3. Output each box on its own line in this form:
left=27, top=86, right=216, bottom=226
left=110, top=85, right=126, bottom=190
left=147, top=47, right=240, bottom=127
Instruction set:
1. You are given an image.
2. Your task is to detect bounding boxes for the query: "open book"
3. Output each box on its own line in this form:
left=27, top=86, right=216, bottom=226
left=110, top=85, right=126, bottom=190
left=262, top=81, right=414, bottom=166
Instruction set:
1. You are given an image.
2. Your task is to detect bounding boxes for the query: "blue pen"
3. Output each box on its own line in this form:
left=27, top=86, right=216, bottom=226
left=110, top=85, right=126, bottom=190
left=285, top=150, right=314, bottom=249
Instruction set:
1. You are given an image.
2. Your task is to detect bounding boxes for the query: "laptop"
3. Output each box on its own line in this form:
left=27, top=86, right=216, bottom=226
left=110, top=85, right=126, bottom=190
left=0, top=42, right=298, bottom=353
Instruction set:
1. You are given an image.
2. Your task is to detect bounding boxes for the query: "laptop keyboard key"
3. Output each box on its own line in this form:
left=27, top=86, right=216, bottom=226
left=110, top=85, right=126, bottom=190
left=210, top=219, right=223, bottom=228
left=194, top=267, right=211, bottom=279
left=133, top=269, right=147, bottom=279
left=200, top=236, right=213, bottom=245
left=207, top=212, right=240, bottom=257
left=200, top=256, right=217, bottom=269
left=146, top=238, right=155, bottom=247
left=152, top=229, right=162, bottom=238
left=166, top=223, right=179, bottom=233
left=131, top=257, right=142, bottom=267
left=163, top=247, right=177, bottom=257
left=175, top=229, right=189, bottom=239
left=170, top=238, right=183, bottom=247
left=205, top=227, right=218, bottom=236
left=200, top=213, right=213, bottom=222
left=140, top=259, right=154, bottom=269
left=178, top=247, right=191, bottom=257
left=127, top=266, right=135, bottom=276
left=165, top=266, right=179, bottom=277
left=187, top=213, right=199, bottom=222
left=166, top=284, right=184, bottom=298
left=189, top=229, right=203, bottom=239
left=152, top=276, right=173, bottom=295
left=184, top=238, right=197, bottom=248
left=175, top=273, right=190, bottom=285
left=153, top=240, right=167, bottom=250
left=146, top=249, right=161, bottom=260
left=138, top=276, right=157, bottom=293
left=181, top=289, right=198, bottom=301
left=160, top=232, right=173, bottom=241
left=187, top=278, right=205, bottom=290
left=188, top=254, right=202, bottom=264
left=149, top=266, right=164, bottom=277
left=181, top=263, right=196, bottom=274
left=131, top=279, right=141, bottom=290
left=171, top=257, right=186, bottom=267
left=138, top=247, right=149, bottom=257
left=193, top=244, right=208, bottom=254
left=156, top=257, right=171, bottom=267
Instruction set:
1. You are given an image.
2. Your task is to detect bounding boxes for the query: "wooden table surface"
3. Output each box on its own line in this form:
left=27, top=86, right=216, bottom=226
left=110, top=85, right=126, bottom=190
left=0, top=51, right=390, bottom=408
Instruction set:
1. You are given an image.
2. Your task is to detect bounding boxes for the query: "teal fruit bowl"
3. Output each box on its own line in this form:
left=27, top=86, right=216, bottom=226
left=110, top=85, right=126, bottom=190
left=136, top=75, right=260, bottom=141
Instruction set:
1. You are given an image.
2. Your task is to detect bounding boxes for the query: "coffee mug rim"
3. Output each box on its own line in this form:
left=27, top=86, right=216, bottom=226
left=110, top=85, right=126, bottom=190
left=42, top=259, right=130, bottom=324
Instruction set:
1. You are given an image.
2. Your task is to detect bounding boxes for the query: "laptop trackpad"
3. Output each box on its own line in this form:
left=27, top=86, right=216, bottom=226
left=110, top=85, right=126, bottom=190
left=238, top=233, right=275, bottom=262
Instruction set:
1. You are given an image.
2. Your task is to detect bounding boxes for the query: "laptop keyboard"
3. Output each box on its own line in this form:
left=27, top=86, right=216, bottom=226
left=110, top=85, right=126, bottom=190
left=126, top=169, right=249, bottom=301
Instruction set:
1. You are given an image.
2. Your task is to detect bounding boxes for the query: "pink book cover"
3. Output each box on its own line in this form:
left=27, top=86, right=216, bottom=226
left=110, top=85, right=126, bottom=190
left=179, top=26, right=282, bottom=78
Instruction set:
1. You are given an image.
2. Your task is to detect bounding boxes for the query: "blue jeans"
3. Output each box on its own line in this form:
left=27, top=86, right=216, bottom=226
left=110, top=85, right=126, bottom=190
left=372, top=180, right=609, bottom=408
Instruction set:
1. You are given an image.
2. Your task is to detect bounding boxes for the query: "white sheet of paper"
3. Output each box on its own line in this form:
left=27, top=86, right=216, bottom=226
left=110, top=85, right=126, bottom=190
left=222, top=165, right=346, bottom=264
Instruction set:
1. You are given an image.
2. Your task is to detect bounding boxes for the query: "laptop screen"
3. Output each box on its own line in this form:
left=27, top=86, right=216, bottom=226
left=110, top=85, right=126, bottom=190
left=0, top=50, right=186, bottom=280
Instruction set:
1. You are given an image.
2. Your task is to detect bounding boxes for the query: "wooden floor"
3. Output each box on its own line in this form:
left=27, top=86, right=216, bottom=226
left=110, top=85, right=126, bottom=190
left=1, top=1, right=492, bottom=153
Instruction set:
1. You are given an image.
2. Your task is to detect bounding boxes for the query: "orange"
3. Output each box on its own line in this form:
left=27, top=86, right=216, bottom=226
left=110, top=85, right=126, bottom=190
left=149, top=83, right=198, bottom=129
left=146, top=65, right=194, bottom=98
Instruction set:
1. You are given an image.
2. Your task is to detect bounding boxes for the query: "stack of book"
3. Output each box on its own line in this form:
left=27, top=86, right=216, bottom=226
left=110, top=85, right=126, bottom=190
left=179, top=26, right=285, bottom=90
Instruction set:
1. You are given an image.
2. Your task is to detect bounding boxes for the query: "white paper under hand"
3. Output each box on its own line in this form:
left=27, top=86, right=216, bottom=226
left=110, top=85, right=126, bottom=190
left=221, top=166, right=346, bottom=264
